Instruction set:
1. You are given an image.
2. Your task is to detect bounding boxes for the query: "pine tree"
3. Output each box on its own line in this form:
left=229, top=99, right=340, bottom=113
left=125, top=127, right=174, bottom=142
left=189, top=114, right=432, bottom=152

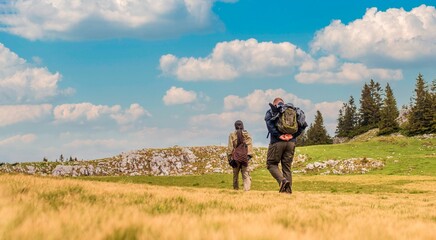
left=336, top=97, right=357, bottom=138
left=359, top=83, right=373, bottom=126
left=379, top=83, right=399, bottom=135
left=342, top=96, right=358, bottom=137
left=59, top=154, right=64, bottom=162
left=358, top=79, right=382, bottom=132
left=407, top=74, right=433, bottom=135
left=335, top=107, right=345, bottom=137
left=306, top=110, right=332, bottom=145
left=369, top=79, right=383, bottom=124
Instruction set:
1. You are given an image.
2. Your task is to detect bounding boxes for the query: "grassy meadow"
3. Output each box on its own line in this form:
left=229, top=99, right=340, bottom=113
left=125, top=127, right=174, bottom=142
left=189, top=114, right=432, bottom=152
left=1, top=135, right=435, bottom=239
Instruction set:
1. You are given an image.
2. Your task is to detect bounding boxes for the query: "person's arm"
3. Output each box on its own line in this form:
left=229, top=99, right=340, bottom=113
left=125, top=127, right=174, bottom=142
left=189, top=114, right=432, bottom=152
left=227, top=133, right=234, bottom=160
left=245, top=131, right=253, bottom=157
left=265, top=110, right=281, bottom=138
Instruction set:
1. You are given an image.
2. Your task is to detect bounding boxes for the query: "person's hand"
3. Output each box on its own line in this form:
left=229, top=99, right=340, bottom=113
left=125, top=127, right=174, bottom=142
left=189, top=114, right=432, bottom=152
left=279, top=134, right=288, bottom=141
left=228, top=159, right=237, bottom=168
left=279, top=134, right=293, bottom=141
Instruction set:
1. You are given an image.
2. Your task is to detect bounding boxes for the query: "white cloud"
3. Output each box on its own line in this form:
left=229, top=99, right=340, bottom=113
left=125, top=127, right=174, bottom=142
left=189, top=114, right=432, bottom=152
left=311, top=5, right=436, bottom=63
left=0, top=134, right=37, bottom=146
left=0, top=43, right=70, bottom=104
left=314, top=101, right=343, bottom=122
left=53, top=103, right=120, bottom=122
left=110, top=103, right=150, bottom=125
left=296, top=56, right=403, bottom=84
left=0, top=104, right=53, bottom=127
left=163, top=86, right=197, bottom=105
left=160, top=38, right=402, bottom=84
left=0, top=0, right=233, bottom=40
left=160, top=38, right=309, bottom=81
left=53, top=102, right=150, bottom=125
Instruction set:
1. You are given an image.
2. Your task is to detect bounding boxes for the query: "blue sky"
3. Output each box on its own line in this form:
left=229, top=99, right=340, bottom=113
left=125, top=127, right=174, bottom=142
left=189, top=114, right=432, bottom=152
left=0, top=0, right=435, bottom=162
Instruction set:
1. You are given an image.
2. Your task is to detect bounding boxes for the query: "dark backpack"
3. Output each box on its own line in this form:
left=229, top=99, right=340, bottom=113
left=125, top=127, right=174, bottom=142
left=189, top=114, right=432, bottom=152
left=231, top=130, right=249, bottom=164
left=277, top=106, right=298, bottom=134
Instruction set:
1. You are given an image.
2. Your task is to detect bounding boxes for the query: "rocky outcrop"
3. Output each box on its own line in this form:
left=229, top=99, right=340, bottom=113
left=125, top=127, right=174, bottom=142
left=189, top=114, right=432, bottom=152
left=0, top=146, right=266, bottom=177
left=396, top=108, right=411, bottom=126
left=0, top=146, right=385, bottom=177
left=299, top=157, right=384, bottom=175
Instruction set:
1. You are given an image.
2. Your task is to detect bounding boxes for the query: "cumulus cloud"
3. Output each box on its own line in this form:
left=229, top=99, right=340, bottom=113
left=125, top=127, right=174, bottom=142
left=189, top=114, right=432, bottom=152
left=0, top=104, right=53, bottom=127
left=314, top=101, right=343, bottom=121
left=0, top=43, right=71, bottom=104
left=160, top=38, right=309, bottom=81
left=160, top=38, right=402, bottom=84
left=54, top=103, right=120, bottom=122
left=223, top=88, right=312, bottom=112
left=110, top=103, right=150, bottom=125
left=163, top=86, right=197, bottom=105
left=0, top=0, right=234, bottom=40
left=311, top=5, right=436, bottom=64
left=296, top=55, right=403, bottom=84
left=53, top=102, right=149, bottom=125
left=0, top=134, right=37, bottom=146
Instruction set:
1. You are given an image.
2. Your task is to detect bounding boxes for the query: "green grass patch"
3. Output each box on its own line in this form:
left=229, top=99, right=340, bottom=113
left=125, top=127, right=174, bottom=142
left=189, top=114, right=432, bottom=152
left=76, top=135, right=436, bottom=194
left=295, top=136, right=436, bottom=176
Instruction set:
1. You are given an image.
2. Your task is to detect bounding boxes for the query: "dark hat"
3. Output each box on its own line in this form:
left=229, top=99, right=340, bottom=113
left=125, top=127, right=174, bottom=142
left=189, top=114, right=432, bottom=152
left=234, top=120, right=244, bottom=130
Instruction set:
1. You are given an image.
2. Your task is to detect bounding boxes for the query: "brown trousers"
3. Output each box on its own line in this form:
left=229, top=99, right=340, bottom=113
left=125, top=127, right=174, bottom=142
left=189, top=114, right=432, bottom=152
left=233, top=163, right=251, bottom=191
left=266, top=141, right=295, bottom=187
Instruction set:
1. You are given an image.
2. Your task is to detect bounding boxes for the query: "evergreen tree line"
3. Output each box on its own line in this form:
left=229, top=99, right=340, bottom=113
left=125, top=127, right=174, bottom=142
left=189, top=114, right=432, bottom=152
left=336, top=73, right=435, bottom=138
left=300, top=73, right=435, bottom=146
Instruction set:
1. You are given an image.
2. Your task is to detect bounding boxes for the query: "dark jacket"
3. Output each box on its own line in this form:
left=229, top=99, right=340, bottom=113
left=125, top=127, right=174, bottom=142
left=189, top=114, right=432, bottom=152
left=264, top=105, right=305, bottom=144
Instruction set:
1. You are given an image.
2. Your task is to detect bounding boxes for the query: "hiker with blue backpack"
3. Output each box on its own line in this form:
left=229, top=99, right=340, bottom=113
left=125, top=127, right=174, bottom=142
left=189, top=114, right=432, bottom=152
left=265, top=97, right=307, bottom=193
left=227, top=120, right=253, bottom=191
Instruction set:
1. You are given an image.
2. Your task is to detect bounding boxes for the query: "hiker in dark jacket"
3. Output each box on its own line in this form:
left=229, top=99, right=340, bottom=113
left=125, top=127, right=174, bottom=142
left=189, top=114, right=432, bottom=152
left=265, top=97, right=306, bottom=193
left=227, top=120, right=253, bottom=191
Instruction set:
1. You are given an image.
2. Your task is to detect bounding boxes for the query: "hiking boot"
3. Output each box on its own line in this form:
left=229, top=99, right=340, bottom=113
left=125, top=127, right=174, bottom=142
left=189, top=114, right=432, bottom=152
left=279, top=179, right=290, bottom=193
left=285, top=185, right=292, bottom=194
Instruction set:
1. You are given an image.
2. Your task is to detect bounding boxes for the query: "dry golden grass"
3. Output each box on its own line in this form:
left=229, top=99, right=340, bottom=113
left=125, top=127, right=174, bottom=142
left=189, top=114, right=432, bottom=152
left=1, top=174, right=435, bottom=240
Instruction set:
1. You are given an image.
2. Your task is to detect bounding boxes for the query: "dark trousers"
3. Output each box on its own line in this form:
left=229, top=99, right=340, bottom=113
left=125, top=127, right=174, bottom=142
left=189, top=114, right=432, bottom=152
left=266, top=141, right=295, bottom=187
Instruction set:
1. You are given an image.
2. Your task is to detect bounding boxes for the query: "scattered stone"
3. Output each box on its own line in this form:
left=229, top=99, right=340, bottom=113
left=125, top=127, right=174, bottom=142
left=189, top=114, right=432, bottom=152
left=26, top=166, right=36, bottom=175
left=52, top=165, right=74, bottom=176
left=303, top=157, right=384, bottom=175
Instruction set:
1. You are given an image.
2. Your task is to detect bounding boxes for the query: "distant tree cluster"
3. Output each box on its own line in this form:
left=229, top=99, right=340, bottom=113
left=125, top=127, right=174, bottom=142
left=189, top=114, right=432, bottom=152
left=303, top=110, right=332, bottom=146
left=42, top=154, right=79, bottom=162
left=335, top=73, right=435, bottom=138
left=406, top=74, right=436, bottom=135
